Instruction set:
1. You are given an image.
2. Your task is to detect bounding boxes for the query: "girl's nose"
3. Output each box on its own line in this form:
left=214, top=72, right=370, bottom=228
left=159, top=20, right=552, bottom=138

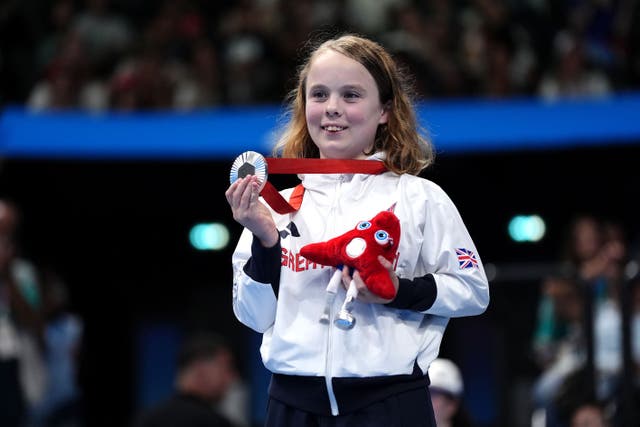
left=325, top=96, right=341, bottom=117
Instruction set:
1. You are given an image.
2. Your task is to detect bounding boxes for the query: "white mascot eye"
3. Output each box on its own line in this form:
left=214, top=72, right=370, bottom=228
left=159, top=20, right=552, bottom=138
left=357, top=221, right=371, bottom=230
left=375, top=230, right=389, bottom=245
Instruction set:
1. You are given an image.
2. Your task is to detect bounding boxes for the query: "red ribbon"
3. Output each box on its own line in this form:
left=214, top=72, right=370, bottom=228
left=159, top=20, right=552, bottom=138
left=260, top=158, right=388, bottom=214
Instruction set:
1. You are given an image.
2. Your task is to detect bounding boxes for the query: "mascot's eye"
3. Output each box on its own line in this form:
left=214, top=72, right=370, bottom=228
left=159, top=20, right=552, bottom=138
left=374, top=230, right=390, bottom=245
left=356, top=221, right=371, bottom=230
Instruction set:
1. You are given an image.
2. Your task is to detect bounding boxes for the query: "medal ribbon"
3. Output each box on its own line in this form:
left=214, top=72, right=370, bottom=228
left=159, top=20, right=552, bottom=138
left=260, top=158, right=388, bottom=214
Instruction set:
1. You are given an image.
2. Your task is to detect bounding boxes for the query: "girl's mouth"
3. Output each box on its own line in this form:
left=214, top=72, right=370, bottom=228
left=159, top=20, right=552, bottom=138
left=322, top=125, right=347, bottom=133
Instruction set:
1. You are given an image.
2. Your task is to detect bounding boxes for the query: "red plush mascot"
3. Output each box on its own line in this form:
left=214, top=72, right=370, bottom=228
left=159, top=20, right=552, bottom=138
left=300, top=207, right=401, bottom=329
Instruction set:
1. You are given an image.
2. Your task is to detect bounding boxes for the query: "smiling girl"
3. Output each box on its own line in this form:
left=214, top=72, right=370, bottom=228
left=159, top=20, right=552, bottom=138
left=226, top=34, right=489, bottom=427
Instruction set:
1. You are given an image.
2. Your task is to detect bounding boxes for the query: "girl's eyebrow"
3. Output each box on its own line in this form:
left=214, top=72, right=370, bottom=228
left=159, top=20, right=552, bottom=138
left=307, top=83, right=368, bottom=93
left=342, top=84, right=367, bottom=92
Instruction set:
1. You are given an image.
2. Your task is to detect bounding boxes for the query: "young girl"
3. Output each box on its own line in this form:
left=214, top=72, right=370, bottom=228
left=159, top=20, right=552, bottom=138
left=225, top=34, right=489, bottom=427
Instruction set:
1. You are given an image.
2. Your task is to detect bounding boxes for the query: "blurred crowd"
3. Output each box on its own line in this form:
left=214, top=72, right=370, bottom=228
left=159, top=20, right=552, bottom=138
left=1, top=195, right=249, bottom=427
left=1, top=198, right=84, bottom=427
left=1, top=0, right=639, bottom=112
left=529, top=214, right=640, bottom=427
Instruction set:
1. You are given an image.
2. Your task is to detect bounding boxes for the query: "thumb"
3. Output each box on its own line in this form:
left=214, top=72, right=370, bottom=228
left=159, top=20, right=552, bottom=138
left=378, top=255, right=393, bottom=270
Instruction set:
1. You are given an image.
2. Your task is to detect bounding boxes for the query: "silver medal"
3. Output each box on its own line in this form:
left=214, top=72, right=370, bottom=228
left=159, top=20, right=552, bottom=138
left=229, top=151, right=268, bottom=191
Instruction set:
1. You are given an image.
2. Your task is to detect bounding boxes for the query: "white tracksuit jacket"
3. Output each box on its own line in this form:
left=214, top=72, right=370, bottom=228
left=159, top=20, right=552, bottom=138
left=231, top=160, right=490, bottom=415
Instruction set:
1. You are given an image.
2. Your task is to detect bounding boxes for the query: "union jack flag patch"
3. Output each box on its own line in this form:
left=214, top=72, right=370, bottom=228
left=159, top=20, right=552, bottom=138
left=456, top=248, right=478, bottom=269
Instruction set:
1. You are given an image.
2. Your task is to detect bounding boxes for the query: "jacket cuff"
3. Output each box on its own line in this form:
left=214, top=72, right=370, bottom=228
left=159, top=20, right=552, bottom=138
left=243, top=235, right=282, bottom=295
left=385, top=274, right=437, bottom=311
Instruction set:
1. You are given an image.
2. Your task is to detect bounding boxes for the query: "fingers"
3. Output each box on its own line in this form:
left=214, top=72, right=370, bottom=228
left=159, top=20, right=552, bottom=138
left=340, top=261, right=397, bottom=304
left=226, top=176, right=260, bottom=210
left=341, top=267, right=351, bottom=289
left=341, top=268, right=379, bottom=292
left=346, top=271, right=369, bottom=300
left=342, top=268, right=365, bottom=294
left=352, top=271, right=368, bottom=294
left=352, top=272, right=385, bottom=304
left=377, top=255, right=393, bottom=272
left=238, top=179, right=255, bottom=210
left=225, top=176, right=248, bottom=205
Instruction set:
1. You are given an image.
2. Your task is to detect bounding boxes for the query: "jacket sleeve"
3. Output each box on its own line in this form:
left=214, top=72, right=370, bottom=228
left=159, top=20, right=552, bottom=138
left=421, top=187, right=490, bottom=317
left=387, top=181, right=490, bottom=316
left=232, top=228, right=279, bottom=333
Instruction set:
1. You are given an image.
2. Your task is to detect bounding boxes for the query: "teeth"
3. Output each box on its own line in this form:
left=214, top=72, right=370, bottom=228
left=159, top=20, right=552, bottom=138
left=324, top=125, right=345, bottom=131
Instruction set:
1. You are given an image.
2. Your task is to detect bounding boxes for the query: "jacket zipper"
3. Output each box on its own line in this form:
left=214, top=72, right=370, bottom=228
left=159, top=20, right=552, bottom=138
left=324, top=174, right=344, bottom=416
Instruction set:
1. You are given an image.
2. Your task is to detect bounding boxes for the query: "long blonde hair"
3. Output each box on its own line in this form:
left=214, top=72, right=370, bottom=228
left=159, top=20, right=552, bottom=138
left=273, top=34, right=434, bottom=175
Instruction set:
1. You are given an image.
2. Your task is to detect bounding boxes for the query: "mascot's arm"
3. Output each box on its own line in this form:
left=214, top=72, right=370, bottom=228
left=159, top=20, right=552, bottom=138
left=300, top=241, right=339, bottom=267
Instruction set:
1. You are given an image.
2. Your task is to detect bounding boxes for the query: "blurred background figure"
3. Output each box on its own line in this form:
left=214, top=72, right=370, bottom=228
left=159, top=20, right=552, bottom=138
left=538, top=31, right=612, bottom=100
left=569, top=401, right=610, bottom=427
left=428, top=358, right=474, bottom=427
left=28, top=269, right=84, bottom=427
left=133, top=331, right=241, bottom=427
left=71, top=0, right=133, bottom=80
left=531, top=274, right=586, bottom=426
left=0, top=198, right=46, bottom=427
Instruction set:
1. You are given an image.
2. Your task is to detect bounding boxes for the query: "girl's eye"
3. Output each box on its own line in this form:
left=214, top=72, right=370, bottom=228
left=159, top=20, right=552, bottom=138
left=344, top=92, right=360, bottom=100
left=375, top=230, right=390, bottom=245
left=357, top=221, right=371, bottom=230
left=310, top=90, right=327, bottom=99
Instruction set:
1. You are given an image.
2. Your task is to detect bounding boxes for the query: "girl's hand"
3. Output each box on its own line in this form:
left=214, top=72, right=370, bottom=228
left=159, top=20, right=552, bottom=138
left=225, top=175, right=279, bottom=247
left=341, top=256, right=399, bottom=304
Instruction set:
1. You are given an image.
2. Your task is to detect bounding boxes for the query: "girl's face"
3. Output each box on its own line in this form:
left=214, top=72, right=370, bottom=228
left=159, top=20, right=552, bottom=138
left=305, top=49, right=388, bottom=159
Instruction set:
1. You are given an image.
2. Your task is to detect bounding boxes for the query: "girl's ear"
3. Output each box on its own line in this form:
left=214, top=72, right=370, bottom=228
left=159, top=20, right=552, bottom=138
left=379, top=101, right=391, bottom=125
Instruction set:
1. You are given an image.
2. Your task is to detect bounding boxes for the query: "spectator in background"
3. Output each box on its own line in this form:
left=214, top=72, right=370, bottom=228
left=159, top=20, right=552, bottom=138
left=538, top=31, right=611, bottom=100
left=126, top=0, right=223, bottom=111
left=72, top=0, right=133, bottom=78
left=172, top=38, right=223, bottom=110
left=532, top=277, right=584, bottom=370
left=428, top=358, right=474, bottom=427
left=569, top=401, right=610, bottom=427
left=381, top=2, right=465, bottom=99
left=0, top=199, right=46, bottom=427
left=133, top=331, right=240, bottom=427
left=216, top=0, right=280, bottom=105
left=342, top=0, right=404, bottom=37
left=34, top=0, right=77, bottom=75
left=108, top=49, right=175, bottom=111
left=28, top=22, right=110, bottom=112
left=531, top=274, right=586, bottom=424
left=28, top=270, right=84, bottom=427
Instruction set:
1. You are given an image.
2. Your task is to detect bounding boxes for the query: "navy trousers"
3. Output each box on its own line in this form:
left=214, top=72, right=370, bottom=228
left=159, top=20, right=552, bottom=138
left=265, top=386, right=437, bottom=427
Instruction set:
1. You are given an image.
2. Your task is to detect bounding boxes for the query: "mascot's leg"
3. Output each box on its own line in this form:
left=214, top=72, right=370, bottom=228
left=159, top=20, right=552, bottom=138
left=335, top=280, right=358, bottom=330
left=320, top=268, right=343, bottom=324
